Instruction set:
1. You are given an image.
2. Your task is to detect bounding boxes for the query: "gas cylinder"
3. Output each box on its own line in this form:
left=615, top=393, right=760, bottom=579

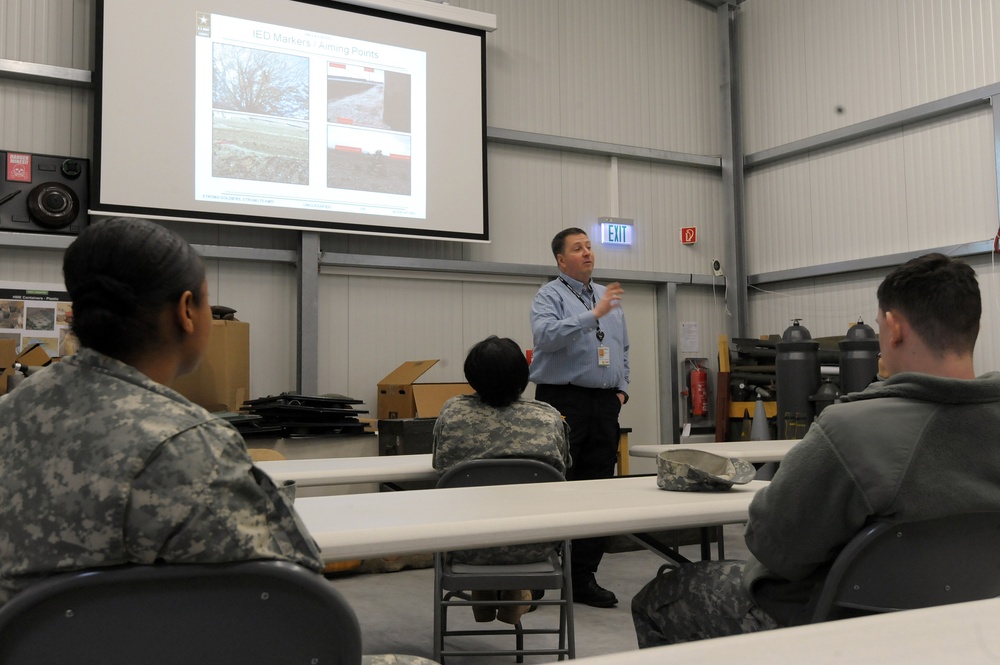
left=775, top=319, right=821, bottom=439
left=690, top=364, right=709, bottom=417
left=838, top=318, right=880, bottom=394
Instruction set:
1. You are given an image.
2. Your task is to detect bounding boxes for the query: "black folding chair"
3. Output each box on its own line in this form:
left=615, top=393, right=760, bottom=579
left=811, top=511, right=1000, bottom=623
left=0, top=560, right=363, bottom=665
left=433, top=458, right=575, bottom=662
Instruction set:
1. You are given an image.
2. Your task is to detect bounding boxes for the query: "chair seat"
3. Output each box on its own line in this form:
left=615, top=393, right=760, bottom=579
left=444, top=552, right=565, bottom=592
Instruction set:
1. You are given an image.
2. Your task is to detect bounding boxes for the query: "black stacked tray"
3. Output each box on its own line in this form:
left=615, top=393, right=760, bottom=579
left=231, top=393, right=371, bottom=438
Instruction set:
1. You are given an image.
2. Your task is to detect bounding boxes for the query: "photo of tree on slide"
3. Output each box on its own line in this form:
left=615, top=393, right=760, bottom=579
left=212, top=44, right=310, bottom=184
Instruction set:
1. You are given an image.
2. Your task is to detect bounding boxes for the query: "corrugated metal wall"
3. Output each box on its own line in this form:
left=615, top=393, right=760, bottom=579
left=746, top=107, right=996, bottom=273
left=741, top=0, right=1000, bottom=376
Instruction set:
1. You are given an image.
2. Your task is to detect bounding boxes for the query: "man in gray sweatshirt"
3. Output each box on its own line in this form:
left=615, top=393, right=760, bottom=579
left=632, top=252, right=1000, bottom=645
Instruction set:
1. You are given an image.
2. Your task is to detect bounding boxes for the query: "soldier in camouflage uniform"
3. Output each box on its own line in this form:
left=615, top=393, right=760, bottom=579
left=433, top=335, right=571, bottom=623
left=0, top=217, right=324, bottom=608
left=632, top=253, right=1000, bottom=646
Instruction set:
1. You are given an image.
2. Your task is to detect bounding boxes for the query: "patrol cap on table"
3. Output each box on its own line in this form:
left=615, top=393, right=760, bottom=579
left=656, top=449, right=755, bottom=492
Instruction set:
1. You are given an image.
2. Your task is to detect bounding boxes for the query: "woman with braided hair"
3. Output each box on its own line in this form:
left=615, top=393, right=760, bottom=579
left=0, top=217, right=323, bottom=608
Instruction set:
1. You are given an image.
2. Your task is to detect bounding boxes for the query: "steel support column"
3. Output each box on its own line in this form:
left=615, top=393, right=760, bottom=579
left=657, top=282, right=680, bottom=444
left=297, top=231, right=320, bottom=395
left=718, top=3, right=748, bottom=339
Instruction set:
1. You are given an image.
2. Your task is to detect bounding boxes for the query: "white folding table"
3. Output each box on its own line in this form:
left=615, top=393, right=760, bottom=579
left=257, top=453, right=437, bottom=487
left=295, top=475, right=766, bottom=562
left=629, top=440, right=798, bottom=463
left=560, top=596, right=1000, bottom=665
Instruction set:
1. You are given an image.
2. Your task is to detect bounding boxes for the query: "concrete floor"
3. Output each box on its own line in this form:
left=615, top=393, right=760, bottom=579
left=329, top=525, right=752, bottom=664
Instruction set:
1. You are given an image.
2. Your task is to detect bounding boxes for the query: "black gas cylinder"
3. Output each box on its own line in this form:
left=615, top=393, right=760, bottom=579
left=839, top=318, right=880, bottom=395
left=810, top=377, right=841, bottom=417
left=776, top=319, right=820, bottom=439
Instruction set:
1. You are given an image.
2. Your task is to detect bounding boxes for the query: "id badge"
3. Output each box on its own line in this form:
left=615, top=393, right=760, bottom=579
left=598, top=345, right=611, bottom=367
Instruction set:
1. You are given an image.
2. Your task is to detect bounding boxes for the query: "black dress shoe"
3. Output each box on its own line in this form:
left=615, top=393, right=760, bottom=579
left=572, top=576, right=618, bottom=608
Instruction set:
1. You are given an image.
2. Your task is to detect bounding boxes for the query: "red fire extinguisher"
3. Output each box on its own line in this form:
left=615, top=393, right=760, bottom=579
left=690, top=363, right=709, bottom=417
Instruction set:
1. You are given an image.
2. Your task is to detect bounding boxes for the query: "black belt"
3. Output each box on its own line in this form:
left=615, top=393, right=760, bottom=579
left=538, top=383, right=616, bottom=393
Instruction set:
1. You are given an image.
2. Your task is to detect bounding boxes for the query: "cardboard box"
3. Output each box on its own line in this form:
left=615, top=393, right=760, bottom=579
left=18, top=343, right=55, bottom=365
left=413, top=383, right=475, bottom=418
left=377, top=360, right=473, bottom=419
left=0, top=338, right=16, bottom=396
left=169, top=319, right=250, bottom=412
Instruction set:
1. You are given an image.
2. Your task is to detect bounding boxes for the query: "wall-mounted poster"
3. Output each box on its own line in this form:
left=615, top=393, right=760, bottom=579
left=0, top=281, right=78, bottom=357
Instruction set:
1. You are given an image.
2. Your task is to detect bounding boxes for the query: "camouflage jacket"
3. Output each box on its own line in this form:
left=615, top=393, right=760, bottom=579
left=432, top=394, right=571, bottom=564
left=432, top=395, right=570, bottom=475
left=0, top=348, right=323, bottom=608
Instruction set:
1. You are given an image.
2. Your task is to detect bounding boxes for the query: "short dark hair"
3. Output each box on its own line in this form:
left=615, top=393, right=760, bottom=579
left=876, top=252, right=980, bottom=354
left=463, top=335, right=529, bottom=408
left=64, top=217, right=206, bottom=360
left=550, top=227, right=587, bottom=259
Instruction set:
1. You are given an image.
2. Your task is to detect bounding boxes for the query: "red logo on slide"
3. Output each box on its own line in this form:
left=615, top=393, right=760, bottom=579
left=6, top=153, right=31, bottom=182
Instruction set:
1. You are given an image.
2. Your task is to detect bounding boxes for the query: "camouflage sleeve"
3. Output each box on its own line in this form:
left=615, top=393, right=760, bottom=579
left=123, top=421, right=324, bottom=572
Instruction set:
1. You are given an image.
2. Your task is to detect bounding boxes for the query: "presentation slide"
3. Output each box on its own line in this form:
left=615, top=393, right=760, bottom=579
left=96, top=0, right=487, bottom=240
left=195, top=13, right=426, bottom=219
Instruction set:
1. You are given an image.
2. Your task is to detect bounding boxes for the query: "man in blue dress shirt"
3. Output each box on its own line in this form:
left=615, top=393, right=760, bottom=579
left=530, top=227, right=630, bottom=608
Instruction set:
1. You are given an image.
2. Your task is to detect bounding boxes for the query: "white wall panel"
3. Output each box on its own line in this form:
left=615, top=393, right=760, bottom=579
left=459, top=0, right=720, bottom=155
left=460, top=0, right=563, bottom=137
left=617, top=160, right=725, bottom=275
left=972, top=254, right=1000, bottom=374
left=0, top=0, right=93, bottom=67
left=741, top=0, right=904, bottom=153
left=459, top=279, right=539, bottom=353
left=316, top=272, right=353, bottom=399
left=319, top=274, right=467, bottom=414
left=0, top=82, right=91, bottom=156
left=740, top=0, right=1000, bottom=154
left=210, top=260, right=299, bottom=400
left=900, top=107, right=998, bottom=247
left=467, top=146, right=609, bottom=265
left=617, top=282, right=657, bottom=453
left=745, top=109, right=997, bottom=275
left=899, top=0, right=1000, bottom=108
left=738, top=0, right=810, bottom=153
left=471, top=144, right=725, bottom=273
left=0, top=0, right=92, bottom=156
left=0, top=247, right=63, bottom=284
left=745, top=133, right=907, bottom=273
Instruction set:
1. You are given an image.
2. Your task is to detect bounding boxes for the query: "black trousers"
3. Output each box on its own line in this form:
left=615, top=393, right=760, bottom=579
left=535, top=383, right=622, bottom=581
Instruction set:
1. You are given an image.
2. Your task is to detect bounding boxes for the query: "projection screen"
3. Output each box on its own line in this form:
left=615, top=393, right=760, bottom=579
left=94, top=0, right=490, bottom=241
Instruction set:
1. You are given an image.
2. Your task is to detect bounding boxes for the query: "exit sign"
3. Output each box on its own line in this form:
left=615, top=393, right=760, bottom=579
left=680, top=226, right=697, bottom=245
left=599, top=218, right=634, bottom=245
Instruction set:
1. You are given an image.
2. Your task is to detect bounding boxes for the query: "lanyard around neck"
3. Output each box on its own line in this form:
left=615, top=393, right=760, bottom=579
left=558, top=277, right=605, bottom=342
left=558, top=276, right=594, bottom=310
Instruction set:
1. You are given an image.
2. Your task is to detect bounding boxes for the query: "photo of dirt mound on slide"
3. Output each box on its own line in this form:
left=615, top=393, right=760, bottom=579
left=213, top=114, right=309, bottom=184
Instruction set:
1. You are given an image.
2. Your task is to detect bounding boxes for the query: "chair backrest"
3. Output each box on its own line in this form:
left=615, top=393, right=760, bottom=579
left=437, top=457, right=566, bottom=489
left=811, top=511, right=1000, bottom=623
left=0, top=560, right=362, bottom=665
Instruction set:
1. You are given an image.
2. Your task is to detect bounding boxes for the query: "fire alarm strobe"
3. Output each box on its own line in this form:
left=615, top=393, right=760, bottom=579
left=0, top=151, right=90, bottom=235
